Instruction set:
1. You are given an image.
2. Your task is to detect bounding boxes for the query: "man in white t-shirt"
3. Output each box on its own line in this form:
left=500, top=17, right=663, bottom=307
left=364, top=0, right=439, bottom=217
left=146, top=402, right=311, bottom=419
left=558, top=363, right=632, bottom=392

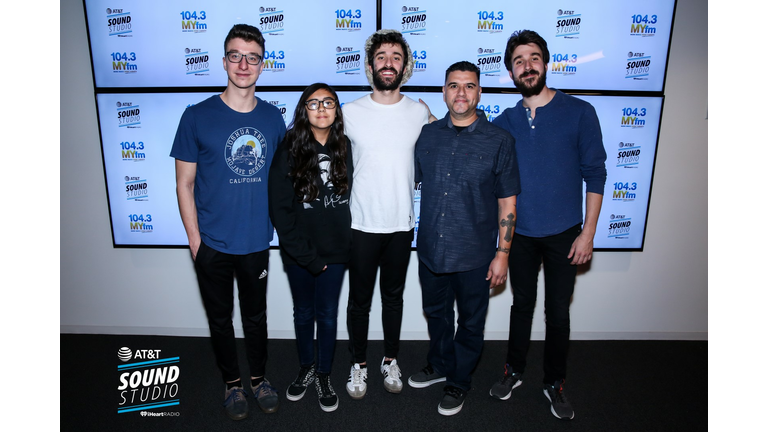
left=342, top=29, right=434, bottom=400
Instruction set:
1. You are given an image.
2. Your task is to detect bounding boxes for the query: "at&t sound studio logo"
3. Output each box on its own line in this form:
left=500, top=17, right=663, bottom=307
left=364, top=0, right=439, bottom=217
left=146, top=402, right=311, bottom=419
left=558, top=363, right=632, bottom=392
left=607, top=214, right=632, bottom=239
left=259, top=6, right=284, bottom=35
left=335, top=46, right=361, bottom=75
left=117, top=347, right=180, bottom=415
left=555, top=9, right=581, bottom=38
left=185, top=48, right=210, bottom=76
left=615, top=141, right=642, bottom=168
left=125, top=176, right=149, bottom=201
left=477, top=48, right=502, bottom=77
left=116, top=102, right=141, bottom=128
left=401, top=6, right=427, bottom=35
left=106, top=8, right=132, bottom=37
left=626, top=51, right=652, bottom=80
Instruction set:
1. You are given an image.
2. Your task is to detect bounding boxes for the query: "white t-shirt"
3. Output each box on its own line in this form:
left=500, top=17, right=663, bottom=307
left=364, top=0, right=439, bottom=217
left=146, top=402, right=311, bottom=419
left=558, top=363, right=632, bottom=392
left=342, top=94, right=429, bottom=233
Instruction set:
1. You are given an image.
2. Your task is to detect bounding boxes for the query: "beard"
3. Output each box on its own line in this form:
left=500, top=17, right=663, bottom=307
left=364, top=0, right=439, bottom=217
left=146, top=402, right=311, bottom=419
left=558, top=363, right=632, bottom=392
left=513, top=69, right=547, bottom=98
left=372, top=66, right=404, bottom=91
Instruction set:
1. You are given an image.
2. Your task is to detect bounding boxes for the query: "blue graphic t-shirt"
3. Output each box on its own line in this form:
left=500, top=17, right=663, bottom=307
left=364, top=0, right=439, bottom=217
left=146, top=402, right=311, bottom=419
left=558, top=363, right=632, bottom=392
left=171, top=95, right=286, bottom=254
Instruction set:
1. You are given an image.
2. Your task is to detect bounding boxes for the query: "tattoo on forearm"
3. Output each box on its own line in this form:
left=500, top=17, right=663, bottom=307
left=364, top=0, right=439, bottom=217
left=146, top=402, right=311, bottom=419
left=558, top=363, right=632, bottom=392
left=500, top=212, right=515, bottom=242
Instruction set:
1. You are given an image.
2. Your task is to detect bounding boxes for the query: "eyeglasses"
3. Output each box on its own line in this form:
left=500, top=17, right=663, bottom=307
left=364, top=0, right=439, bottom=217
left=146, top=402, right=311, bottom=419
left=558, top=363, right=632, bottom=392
left=306, top=98, right=337, bottom=111
left=226, top=51, right=263, bottom=66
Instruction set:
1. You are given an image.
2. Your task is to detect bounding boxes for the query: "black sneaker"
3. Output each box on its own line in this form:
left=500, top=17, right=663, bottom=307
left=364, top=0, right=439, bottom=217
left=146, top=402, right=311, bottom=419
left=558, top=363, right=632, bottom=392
left=223, top=386, right=248, bottom=420
left=251, top=379, right=279, bottom=414
left=438, top=385, right=466, bottom=416
left=408, top=364, right=446, bottom=388
left=286, top=364, right=316, bottom=401
left=315, top=373, right=339, bottom=412
left=489, top=364, right=522, bottom=400
left=543, top=379, right=574, bottom=420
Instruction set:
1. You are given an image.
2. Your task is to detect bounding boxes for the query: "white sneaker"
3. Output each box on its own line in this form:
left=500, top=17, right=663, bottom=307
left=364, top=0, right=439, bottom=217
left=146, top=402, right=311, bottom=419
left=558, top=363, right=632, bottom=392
left=381, top=358, right=403, bottom=393
left=346, top=363, right=367, bottom=399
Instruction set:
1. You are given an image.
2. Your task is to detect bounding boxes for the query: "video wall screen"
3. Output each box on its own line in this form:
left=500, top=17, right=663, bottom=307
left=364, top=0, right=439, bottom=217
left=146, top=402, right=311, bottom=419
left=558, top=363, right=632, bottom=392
left=85, top=0, right=676, bottom=251
left=85, top=1, right=377, bottom=87
left=383, top=0, right=675, bottom=91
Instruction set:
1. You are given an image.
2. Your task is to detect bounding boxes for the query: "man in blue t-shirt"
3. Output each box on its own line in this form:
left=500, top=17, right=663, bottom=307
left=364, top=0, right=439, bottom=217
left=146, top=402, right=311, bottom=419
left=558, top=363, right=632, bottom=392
left=170, top=24, right=286, bottom=421
left=489, top=30, right=607, bottom=421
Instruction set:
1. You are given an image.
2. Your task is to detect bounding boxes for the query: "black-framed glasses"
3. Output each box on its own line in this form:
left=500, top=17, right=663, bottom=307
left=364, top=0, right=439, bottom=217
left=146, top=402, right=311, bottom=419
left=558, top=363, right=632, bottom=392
left=306, top=98, right=337, bottom=111
left=226, top=51, right=263, bottom=66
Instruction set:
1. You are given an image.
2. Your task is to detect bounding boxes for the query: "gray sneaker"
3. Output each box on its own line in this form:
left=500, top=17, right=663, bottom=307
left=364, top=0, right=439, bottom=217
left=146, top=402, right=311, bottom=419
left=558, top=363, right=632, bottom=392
left=489, top=364, right=522, bottom=400
left=543, top=379, right=574, bottom=420
left=408, top=364, right=446, bottom=388
left=380, top=358, right=403, bottom=393
left=251, top=379, right=279, bottom=414
left=346, top=363, right=367, bottom=399
left=223, top=386, right=248, bottom=420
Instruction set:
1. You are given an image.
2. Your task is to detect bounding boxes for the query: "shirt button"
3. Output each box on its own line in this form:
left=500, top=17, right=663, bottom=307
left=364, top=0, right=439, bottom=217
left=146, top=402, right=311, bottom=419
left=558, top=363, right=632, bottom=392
left=444, top=192, right=448, bottom=195
left=447, top=173, right=451, bottom=176
left=441, top=213, right=445, bottom=216
left=531, top=125, right=536, bottom=129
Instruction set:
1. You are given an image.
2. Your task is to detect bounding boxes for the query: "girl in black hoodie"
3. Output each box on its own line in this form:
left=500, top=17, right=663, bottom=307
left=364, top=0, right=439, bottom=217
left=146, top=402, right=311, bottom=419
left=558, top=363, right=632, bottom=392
left=268, top=83, right=352, bottom=413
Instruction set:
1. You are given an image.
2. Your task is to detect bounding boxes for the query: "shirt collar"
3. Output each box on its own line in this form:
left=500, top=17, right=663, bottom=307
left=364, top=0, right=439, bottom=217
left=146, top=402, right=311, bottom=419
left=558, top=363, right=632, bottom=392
left=442, top=109, right=488, bottom=132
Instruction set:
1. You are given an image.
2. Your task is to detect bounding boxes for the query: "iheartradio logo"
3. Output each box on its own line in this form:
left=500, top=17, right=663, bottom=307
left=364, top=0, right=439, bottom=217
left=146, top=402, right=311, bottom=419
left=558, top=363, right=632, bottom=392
left=118, top=347, right=132, bottom=362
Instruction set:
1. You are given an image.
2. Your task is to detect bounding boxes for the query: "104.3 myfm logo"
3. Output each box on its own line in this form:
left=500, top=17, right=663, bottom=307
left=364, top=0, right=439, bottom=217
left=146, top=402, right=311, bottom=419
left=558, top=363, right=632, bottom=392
left=180, top=9, right=208, bottom=33
left=111, top=52, right=138, bottom=74
left=335, top=8, right=363, bottom=31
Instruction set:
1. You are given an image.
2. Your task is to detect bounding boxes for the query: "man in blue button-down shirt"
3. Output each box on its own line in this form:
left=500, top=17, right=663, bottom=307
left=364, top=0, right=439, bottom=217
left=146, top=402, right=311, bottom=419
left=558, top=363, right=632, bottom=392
left=407, top=61, right=520, bottom=416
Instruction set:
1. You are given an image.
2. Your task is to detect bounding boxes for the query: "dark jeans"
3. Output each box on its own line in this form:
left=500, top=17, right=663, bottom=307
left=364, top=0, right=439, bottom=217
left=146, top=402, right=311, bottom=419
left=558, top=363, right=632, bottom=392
left=419, top=260, right=491, bottom=391
left=194, top=241, right=269, bottom=383
left=505, top=225, right=580, bottom=384
left=346, top=229, right=413, bottom=364
left=285, top=263, right=346, bottom=374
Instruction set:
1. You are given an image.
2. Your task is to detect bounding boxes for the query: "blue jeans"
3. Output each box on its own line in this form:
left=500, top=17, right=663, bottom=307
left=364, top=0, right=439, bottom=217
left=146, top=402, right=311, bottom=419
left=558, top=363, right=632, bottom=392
left=505, top=225, right=580, bottom=384
left=418, top=259, right=491, bottom=391
left=285, top=264, right=346, bottom=374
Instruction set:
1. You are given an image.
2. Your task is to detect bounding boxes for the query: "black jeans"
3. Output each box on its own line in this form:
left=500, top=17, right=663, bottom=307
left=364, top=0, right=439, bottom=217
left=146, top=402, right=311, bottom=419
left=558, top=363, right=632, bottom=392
left=346, top=229, right=413, bottom=364
left=194, top=242, right=269, bottom=383
left=505, top=225, right=580, bottom=384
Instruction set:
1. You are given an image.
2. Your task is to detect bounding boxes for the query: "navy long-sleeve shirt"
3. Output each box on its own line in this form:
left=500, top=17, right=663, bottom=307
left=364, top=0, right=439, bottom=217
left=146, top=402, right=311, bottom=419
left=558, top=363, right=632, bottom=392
left=493, top=90, right=607, bottom=237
